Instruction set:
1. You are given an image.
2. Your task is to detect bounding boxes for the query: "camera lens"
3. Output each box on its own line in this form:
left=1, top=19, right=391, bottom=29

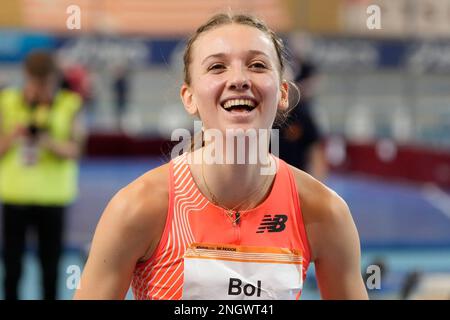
left=28, top=124, right=38, bottom=137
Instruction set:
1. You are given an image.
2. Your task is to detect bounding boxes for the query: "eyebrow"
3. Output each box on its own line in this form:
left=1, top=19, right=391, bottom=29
left=201, top=50, right=270, bottom=65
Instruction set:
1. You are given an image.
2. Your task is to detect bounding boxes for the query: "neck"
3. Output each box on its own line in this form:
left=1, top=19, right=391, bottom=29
left=188, top=144, right=276, bottom=211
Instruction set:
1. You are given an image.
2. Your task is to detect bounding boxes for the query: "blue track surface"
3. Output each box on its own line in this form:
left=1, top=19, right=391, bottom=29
left=327, top=174, right=450, bottom=248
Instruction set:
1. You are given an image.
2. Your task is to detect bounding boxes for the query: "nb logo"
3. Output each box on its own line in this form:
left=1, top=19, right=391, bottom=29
left=256, top=214, right=288, bottom=233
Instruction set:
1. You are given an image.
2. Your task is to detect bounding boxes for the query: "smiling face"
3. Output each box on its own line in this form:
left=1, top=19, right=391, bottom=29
left=181, top=23, right=288, bottom=133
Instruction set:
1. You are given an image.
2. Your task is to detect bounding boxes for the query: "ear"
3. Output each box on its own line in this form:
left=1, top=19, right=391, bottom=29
left=277, top=80, right=289, bottom=111
left=180, top=83, right=198, bottom=116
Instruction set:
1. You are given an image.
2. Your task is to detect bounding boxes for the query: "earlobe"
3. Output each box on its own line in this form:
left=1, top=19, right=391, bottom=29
left=180, top=84, right=198, bottom=116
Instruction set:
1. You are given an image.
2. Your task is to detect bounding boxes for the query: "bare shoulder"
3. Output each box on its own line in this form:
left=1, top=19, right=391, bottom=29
left=113, top=162, right=170, bottom=217
left=104, top=161, right=170, bottom=260
left=287, top=165, right=353, bottom=260
left=74, top=162, right=171, bottom=299
left=288, top=165, right=349, bottom=222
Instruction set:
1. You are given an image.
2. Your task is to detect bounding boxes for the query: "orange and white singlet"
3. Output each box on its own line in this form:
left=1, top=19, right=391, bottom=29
left=131, top=153, right=311, bottom=300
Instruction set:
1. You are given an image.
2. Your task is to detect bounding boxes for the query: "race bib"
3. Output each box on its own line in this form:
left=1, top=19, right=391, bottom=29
left=182, top=243, right=304, bottom=300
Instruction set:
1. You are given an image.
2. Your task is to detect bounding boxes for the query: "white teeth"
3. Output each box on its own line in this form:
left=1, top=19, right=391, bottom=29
left=223, top=99, right=256, bottom=109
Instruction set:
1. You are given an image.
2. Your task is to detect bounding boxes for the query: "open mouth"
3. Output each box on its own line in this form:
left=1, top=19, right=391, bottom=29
left=221, top=98, right=257, bottom=113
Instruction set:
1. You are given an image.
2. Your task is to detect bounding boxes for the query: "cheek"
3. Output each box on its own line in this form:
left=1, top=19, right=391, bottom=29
left=258, top=75, right=280, bottom=103
left=192, top=75, right=223, bottom=105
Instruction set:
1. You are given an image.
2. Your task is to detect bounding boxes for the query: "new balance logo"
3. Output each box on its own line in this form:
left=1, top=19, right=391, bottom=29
left=256, top=214, right=288, bottom=233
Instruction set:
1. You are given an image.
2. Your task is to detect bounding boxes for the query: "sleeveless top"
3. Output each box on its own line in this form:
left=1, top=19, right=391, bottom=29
left=132, top=152, right=311, bottom=300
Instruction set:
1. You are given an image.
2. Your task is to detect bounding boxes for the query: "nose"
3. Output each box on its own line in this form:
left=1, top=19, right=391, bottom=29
left=228, top=67, right=251, bottom=91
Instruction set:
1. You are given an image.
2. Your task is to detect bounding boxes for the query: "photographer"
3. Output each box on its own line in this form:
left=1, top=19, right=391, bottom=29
left=0, top=50, right=85, bottom=300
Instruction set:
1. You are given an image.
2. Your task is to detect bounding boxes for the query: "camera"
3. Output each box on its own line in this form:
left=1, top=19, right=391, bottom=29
left=27, top=124, right=42, bottom=139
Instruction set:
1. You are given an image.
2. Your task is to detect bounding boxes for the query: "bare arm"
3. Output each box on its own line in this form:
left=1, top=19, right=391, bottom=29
left=309, top=193, right=368, bottom=299
left=74, top=168, right=168, bottom=300
left=292, top=166, right=368, bottom=300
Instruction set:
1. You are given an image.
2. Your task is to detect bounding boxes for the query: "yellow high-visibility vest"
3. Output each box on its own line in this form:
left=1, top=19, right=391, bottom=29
left=0, top=87, right=82, bottom=205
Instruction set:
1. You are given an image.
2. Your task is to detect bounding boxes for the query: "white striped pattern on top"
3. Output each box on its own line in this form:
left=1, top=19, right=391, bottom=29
left=132, top=153, right=208, bottom=300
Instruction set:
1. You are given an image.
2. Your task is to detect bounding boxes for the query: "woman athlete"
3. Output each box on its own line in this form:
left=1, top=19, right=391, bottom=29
left=74, top=13, right=368, bottom=300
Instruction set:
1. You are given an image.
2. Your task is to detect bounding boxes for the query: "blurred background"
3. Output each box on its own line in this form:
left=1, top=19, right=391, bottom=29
left=0, top=0, right=449, bottom=299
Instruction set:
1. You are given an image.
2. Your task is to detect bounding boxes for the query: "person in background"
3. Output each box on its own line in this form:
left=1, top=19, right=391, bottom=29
left=112, top=65, right=130, bottom=132
left=0, top=50, right=85, bottom=300
left=278, top=54, right=328, bottom=181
